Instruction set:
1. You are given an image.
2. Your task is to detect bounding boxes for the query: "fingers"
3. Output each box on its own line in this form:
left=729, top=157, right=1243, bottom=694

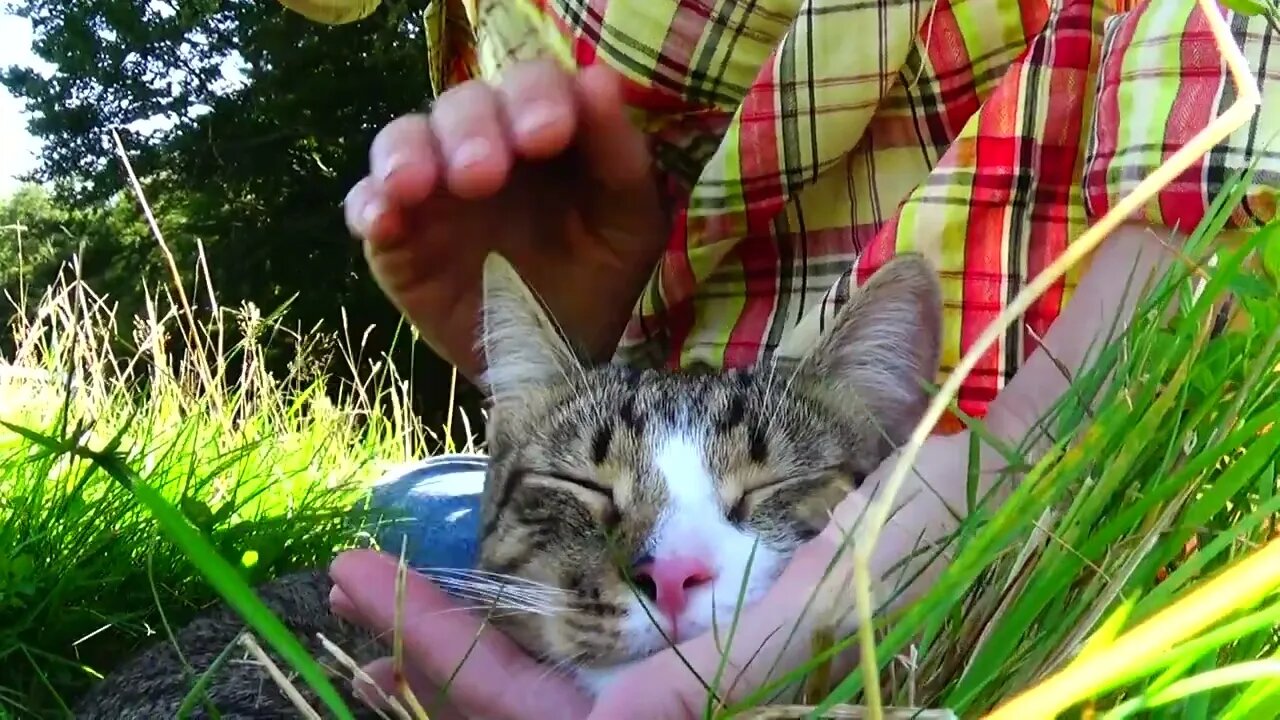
left=329, top=550, right=593, bottom=720
left=497, top=58, right=579, bottom=160
left=571, top=63, right=666, bottom=258
left=346, top=60, right=646, bottom=242
left=430, top=58, right=586, bottom=195
left=429, top=82, right=515, bottom=198
left=347, top=59, right=583, bottom=241
left=328, top=583, right=361, bottom=623
left=369, top=113, right=441, bottom=206
left=347, top=113, right=441, bottom=245
left=344, top=175, right=400, bottom=244
left=330, top=585, right=468, bottom=719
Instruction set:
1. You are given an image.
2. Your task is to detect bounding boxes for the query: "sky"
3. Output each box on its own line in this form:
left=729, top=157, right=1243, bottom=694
left=1, top=12, right=48, bottom=197
left=0, top=8, right=254, bottom=199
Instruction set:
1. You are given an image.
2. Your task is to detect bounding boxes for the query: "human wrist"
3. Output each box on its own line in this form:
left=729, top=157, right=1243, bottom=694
left=799, top=429, right=974, bottom=628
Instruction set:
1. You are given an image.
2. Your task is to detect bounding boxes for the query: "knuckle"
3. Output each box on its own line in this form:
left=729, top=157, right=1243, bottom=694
left=501, top=57, right=570, bottom=95
left=437, top=79, right=496, bottom=109
left=432, top=84, right=500, bottom=133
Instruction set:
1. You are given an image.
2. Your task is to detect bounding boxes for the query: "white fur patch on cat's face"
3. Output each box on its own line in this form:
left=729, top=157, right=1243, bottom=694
left=573, top=426, right=786, bottom=694
left=648, top=431, right=786, bottom=639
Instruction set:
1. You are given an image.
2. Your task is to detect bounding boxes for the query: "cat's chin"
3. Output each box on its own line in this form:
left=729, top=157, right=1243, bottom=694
left=571, top=662, right=635, bottom=698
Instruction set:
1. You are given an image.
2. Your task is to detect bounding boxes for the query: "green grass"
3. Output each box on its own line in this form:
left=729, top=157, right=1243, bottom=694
left=0, top=256, right=456, bottom=717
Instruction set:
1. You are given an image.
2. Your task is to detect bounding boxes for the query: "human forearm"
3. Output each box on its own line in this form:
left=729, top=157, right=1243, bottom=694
left=810, top=222, right=1183, bottom=628
left=894, top=222, right=1178, bottom=530
left=980, top=222, right=1179, bottom=459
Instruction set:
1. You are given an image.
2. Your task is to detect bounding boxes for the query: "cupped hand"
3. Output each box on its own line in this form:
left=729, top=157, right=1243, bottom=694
left=328, top=516, right=864, bottom=719
left=345, top=59, right=668, bottom=382
left=328, top=549, right=593, bottom=720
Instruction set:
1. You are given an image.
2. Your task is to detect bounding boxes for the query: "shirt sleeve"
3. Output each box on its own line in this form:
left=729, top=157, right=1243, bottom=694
left=275, top=0, right=380, bottom=24
left=1082, top=1, right=1280, bottom=233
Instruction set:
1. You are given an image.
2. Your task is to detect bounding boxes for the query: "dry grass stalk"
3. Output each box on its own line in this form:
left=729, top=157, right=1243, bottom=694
left=735, top=705, right=956, bottom=719
left=236, top=632, right=323, bottom=720
left=317, top=632, right=412, bottom=720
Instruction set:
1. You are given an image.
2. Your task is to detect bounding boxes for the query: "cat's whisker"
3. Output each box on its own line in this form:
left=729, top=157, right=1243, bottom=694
left=416, top=570, right=599, bottom=610
left=427, top=573, right=568, bottom=602
left=415, top=567, right=570, bottom=595
left=417, top=566, right=568, bottom=589
left=424, top=573, right=556, bottom=593
left=429, top=604, right=554, bottom=620
left=534, top=650, right=589, bottom=686
left=438, top=594, right=567, bottom=617
left=433, top=583, right=564, bottom=607
left=429, top=585, right=574, bottom=617
left=436, top=598, right=566, bottom=617
left=428, top=584, right=548, bottom=606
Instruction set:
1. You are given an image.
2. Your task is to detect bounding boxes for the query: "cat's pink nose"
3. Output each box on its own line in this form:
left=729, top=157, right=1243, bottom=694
left=633, top=556, right=715, bottom=620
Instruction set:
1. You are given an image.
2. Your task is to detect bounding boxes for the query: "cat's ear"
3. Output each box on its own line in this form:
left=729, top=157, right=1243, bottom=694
left=795, top=253, right=943, bottom=445
left=479, top=253, right=583, bottom=403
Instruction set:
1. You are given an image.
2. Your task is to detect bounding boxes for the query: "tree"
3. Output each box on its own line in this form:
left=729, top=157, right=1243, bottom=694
left=0, top=183, right=187, bottom=323
left=2, top=0, right=482, bottom=434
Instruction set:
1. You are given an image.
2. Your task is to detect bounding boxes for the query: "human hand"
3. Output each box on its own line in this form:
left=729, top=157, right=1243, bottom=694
left=328, top=549, right=594, bottom=720
left=327, top=505, right=901, bottom=719
left=329, top=542, right=834, bottom=719
left=344, top=59, right=668, bottom=382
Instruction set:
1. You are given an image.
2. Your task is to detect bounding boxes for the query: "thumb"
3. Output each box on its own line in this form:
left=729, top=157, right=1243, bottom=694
left=572, top=64, right=668, bottom=258
left=573, top=64, right=655, bottom=199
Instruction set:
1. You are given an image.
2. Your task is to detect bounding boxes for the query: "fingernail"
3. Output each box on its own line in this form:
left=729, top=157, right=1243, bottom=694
left=450, top=138, right=492, bottom=170
left=516, top=102, right=564, bottom=138
left=330, top=585, right=358, bottom=618
left=377, top=152, right=410, bottom=182
left=359, top=198, right=384, bottom=236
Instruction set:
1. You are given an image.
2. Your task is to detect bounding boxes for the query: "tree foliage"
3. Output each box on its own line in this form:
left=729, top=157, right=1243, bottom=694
left=2, top=0, right=482, bottom=432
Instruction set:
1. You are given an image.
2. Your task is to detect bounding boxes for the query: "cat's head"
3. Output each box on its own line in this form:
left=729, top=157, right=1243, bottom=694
left=472, top=253, right=941, bottom=694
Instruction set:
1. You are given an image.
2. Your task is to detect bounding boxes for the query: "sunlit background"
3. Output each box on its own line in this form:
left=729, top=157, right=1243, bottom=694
left=0, top=12, right=46, bottom=195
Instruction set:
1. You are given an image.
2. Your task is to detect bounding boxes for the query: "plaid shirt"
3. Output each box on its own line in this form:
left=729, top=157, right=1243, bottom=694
left=299, top=0, right=1280, bottom=430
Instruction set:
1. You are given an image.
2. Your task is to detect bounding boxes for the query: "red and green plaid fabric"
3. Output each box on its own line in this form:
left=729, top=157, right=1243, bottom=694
left=306, top=0, right=1280, bottom=430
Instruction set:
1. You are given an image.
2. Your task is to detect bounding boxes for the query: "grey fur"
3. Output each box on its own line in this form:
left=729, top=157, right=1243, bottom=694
left=74, top=570, right=385, bottom=719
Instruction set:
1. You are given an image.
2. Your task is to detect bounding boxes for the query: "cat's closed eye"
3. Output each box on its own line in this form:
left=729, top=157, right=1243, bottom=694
left=726, top=476, right=792, bottom=524
left=539, top=470, right=612, bottom=498
left=536, top=470, right=621, bottom=525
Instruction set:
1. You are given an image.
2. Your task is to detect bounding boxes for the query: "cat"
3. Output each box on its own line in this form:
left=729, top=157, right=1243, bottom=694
left=473, top=252, right=942, bottom=694
left=75, top=251, right=941, bottom=716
